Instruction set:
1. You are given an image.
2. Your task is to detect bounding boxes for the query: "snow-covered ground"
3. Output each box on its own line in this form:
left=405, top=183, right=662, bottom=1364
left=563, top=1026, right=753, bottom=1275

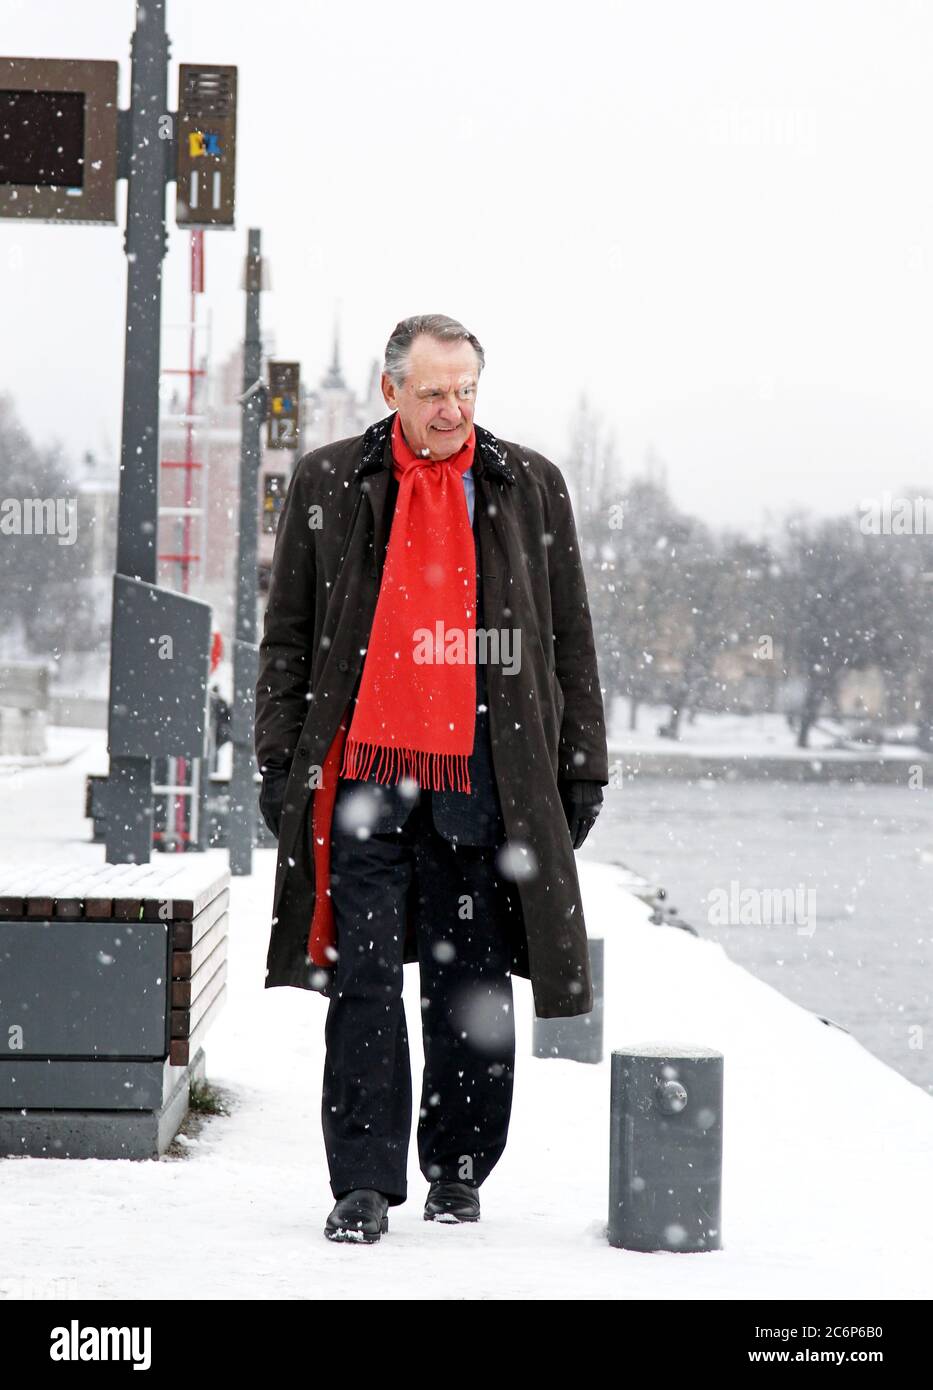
left=2, top=731, right=932, bottom=1300
left=608, top=699, right=922, bottom=763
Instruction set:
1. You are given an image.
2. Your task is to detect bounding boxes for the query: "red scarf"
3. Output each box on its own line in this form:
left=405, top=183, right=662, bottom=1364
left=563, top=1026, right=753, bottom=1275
left=306, top=412, right=477, bottom=968
left=340, top=411, right=477, bottom=791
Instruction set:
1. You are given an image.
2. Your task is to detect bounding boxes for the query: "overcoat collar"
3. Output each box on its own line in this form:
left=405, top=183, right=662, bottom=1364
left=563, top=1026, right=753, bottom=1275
left=354, top=411, right=516, bottom=485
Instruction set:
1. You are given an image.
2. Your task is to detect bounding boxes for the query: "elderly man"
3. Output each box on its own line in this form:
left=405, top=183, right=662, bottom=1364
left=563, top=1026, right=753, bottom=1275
left=255, top=314, right=607, bottom=1242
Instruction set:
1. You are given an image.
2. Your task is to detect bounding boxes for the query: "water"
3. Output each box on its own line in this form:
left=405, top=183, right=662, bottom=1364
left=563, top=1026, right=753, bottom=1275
left=581, top=777, right=933, bottom=1094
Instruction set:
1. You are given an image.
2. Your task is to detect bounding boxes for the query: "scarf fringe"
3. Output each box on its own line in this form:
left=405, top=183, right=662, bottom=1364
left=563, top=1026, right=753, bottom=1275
left=339, top=735, right=471, bottom=793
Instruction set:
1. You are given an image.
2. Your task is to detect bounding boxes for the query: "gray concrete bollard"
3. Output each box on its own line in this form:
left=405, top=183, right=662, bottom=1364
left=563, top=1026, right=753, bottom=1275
left=608, top=1044, right=723, bottom=1252
left=532, top=937, right=603, bottom=1063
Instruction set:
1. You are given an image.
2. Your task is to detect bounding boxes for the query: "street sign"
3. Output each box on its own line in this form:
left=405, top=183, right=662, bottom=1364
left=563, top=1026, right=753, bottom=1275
left=267, top=361, right=300, bottom=450
left=0, top=57, right=118, bottom=223
left=175, top=63, right=237, bottom=228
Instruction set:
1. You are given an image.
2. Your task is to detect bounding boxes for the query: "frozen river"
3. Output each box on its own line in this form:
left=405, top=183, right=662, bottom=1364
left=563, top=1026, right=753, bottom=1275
left=582, top=776, right=933, bottom=1095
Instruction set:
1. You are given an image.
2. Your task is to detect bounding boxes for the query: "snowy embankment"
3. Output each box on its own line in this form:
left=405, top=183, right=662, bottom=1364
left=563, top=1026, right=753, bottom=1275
left=1, top=730, right=932, bottom=1300
left=608, top=702, right=925, bottom=767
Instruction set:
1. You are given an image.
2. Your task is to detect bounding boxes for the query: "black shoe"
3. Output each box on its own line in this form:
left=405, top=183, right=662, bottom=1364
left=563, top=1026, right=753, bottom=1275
left=423, top=1180, right=481, bottom=1223
left=324, top=1188, right=390, bottom=1243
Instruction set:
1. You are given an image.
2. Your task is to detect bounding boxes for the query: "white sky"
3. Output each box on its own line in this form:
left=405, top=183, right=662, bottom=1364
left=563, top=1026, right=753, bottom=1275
left=2, top=0, right=932, bottom=531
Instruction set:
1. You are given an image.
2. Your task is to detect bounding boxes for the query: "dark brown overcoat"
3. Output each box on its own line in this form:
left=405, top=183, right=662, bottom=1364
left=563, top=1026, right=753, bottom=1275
left=254, top=411, right=608, bottom=1018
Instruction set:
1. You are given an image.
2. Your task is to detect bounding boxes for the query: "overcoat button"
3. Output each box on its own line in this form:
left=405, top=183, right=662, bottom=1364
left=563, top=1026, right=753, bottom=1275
left=297, top=745, right=308, bottom=757
left=338, top=659, right=349, bottom=672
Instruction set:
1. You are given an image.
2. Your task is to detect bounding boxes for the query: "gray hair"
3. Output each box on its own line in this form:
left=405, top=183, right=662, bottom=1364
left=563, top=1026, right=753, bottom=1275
left=383, top=314, right=485, bottom=389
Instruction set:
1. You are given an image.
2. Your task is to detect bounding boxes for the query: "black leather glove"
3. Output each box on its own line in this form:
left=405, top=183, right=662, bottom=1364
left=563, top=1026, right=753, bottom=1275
left=559, top=780, right=604, bottom=849
left=259, top=760, right=291, bottom=839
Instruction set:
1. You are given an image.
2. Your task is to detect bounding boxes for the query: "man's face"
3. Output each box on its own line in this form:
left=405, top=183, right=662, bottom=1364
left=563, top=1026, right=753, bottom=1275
left=381, top=335, right=480, bottom=460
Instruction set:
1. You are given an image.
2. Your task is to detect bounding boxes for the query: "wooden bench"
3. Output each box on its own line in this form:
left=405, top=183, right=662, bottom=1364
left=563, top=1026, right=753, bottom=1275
left=0, top=858, right=229, bottom=1158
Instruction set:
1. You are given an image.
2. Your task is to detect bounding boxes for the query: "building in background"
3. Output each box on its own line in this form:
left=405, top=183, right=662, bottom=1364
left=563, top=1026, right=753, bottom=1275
left=49, top=329, right=385, bottom=722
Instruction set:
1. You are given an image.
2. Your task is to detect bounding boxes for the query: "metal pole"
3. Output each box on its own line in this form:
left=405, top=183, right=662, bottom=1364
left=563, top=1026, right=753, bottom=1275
left=532, top=937, right=604, bottom=1063
left=106, top=0, right=170, bottom=863
left=171, top=229, right=204, bottom=851
left=229, top=230, right=265, bottom=875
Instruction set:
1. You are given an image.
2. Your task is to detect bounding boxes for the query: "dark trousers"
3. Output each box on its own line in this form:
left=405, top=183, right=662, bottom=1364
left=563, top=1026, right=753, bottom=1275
left=321, top=783, right=518, bottom=1207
